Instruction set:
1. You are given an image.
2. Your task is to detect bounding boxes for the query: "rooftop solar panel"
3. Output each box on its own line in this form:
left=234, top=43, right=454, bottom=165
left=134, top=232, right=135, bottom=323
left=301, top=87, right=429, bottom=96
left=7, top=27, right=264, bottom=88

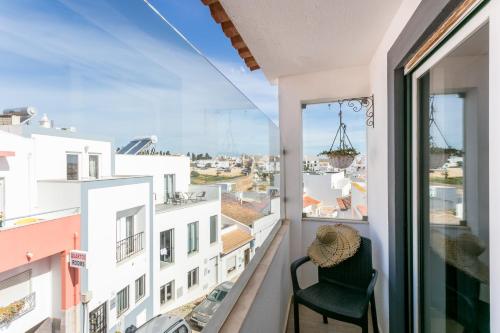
left=127, top=139, right=151, bottom=154
left=118, top=140, right=140, bottom=154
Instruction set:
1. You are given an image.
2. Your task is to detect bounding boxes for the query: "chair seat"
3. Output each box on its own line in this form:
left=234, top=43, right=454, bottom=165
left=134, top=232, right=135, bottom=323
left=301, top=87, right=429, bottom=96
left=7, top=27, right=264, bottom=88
left=296, top=282, right=369, bottom=319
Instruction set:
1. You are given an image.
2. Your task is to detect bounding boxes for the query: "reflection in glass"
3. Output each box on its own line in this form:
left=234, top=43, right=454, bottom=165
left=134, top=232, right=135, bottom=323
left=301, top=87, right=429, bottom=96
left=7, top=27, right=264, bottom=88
left=0, top=0, right=279, bottom=332
left=418, top=24, right=489, bottom=333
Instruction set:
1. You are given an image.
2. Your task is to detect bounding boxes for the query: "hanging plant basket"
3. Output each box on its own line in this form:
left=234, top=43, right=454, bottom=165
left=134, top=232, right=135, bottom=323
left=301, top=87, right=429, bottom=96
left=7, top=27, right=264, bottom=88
left=320, top=148, right=359, bottom=169
left=429, top=147, right=463, bottom=169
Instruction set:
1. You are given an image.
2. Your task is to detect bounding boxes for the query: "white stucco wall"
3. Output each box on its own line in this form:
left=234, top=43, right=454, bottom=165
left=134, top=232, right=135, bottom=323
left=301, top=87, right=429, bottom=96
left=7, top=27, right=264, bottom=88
left=0, top=131, right=36, bottom=219
left=83, top=180, right=152, bottom=332
left=366, top=0, right=422, bottom=330
left=31, top=133, right=112, bottom=181
left=115, top=154, right=190, bottom=204
left=37, top=181, right=81, bottom=212
left=251, top=198, right=280, bottom=248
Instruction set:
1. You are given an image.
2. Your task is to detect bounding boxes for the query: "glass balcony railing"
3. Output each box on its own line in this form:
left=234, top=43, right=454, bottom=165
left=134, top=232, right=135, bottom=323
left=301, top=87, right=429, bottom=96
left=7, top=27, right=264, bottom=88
left=0, top=1, right=279, bottom=332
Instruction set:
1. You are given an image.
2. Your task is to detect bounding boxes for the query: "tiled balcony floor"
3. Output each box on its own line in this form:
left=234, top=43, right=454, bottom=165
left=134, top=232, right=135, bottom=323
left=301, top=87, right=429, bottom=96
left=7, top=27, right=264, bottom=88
left=286, top=303, right=376, bottom=333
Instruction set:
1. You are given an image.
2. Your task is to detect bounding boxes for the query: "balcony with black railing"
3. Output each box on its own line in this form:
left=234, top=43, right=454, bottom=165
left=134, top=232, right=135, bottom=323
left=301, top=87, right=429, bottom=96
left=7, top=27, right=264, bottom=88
left=116, top=232, right=144, bottom=263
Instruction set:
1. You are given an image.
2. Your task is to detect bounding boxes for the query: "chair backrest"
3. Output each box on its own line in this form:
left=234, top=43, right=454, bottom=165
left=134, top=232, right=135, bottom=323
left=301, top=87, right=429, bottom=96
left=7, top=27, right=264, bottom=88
left=318, top=237, right=373, bottom=290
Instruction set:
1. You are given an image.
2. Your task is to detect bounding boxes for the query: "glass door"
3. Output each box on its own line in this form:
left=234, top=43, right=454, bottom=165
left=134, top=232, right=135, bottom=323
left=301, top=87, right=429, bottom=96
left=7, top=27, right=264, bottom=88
left=164, top=174, right=175, bottom=203
left=412, top=24, right=490, bottom=332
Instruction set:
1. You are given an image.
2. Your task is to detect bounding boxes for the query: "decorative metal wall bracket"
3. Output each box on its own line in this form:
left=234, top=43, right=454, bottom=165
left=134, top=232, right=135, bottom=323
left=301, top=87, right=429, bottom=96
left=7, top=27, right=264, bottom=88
left=302, top=95, right=375, bottom=128
left=340, top=95, right=374, bottom=128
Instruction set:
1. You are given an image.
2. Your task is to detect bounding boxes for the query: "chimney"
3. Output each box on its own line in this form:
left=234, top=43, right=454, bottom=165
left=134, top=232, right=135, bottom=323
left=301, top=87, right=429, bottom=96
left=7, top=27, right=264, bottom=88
left=39, top=113, right=51, bottom=128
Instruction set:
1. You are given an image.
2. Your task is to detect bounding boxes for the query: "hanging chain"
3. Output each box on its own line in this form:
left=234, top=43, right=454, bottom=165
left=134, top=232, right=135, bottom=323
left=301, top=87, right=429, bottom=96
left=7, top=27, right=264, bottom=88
left=328, top=102, right=356, bottom=152
left=429, top=96, right=451, bottom=149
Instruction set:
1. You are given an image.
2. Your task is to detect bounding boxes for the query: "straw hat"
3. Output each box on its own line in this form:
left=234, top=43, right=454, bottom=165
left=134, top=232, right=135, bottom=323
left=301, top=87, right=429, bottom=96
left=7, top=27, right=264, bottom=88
left=430, top=230, right=489, bottom=283
left=308, top=224, right=361, bottom=268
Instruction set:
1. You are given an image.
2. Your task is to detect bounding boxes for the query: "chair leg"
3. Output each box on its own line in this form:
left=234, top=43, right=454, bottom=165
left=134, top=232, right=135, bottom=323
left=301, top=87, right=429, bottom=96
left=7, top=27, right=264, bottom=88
left=371, top=293, right=379, bottom=333
left=322, top=315, right=328, bottom=324
left=293, top=297, right=300, bottom=333
left=361, top=315, right=369, bottom=333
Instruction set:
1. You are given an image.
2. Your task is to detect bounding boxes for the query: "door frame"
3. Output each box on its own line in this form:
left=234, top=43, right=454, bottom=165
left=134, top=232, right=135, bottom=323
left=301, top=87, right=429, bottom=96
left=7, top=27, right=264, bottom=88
left=387, top=1, right=491, bottom=332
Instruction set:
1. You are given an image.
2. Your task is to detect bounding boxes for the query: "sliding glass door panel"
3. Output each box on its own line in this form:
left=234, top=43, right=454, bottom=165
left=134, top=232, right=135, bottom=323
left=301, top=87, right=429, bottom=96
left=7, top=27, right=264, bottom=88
left=412, top=24, right=490, bottom=333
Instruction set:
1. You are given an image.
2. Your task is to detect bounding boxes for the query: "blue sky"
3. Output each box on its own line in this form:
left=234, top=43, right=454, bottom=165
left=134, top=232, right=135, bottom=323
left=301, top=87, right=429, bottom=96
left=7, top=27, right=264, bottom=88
left=303, top=102, right=367, bottom=156
left=149, top=0, right=279, bottom=124
left=0, top=0, right=278, bottom=156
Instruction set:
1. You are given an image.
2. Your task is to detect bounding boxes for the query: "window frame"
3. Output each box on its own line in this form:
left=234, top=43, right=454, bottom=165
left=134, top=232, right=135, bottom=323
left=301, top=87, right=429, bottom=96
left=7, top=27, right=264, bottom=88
left=187, top=221, right=199, bottom=255
left=89, top=153, right=100, bottom=179
left=209, top=215, right=218, bottom=244
left=116, top=285, right=129, bottom=317
left=301, top=100, right=369, bottom=222
left=187, top=267, right=199, bottom=289
left=135, top=274, right=146, bottom=303
left=160, top=280, right=174, bottom=305
left=66, top=152, right=79, bottom=180
left=160, top=228, right=175, bottom=264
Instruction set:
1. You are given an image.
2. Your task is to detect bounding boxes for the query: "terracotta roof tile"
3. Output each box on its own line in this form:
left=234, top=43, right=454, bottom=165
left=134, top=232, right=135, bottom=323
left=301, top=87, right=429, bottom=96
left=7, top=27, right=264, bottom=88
left=222, top=229, right=254, bottom=255
left=303, top=195, right=320, bottom=208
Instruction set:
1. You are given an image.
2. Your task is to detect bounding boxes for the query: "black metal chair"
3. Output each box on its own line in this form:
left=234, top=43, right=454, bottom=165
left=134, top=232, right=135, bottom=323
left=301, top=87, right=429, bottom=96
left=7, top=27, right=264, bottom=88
left=290, top=237, right=378, bottom=333
left=429, top=249, right=483, bottom=333
left=195, top=191, right=206, bottom=201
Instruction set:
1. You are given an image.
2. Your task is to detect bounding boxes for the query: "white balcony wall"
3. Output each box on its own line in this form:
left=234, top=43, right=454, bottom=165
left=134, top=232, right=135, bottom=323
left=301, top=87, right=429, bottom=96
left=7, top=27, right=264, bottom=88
left=31, top=133, right=112, bottom=181
left=0, top=131, right=36, bottom=219
left=115, top=154, right=190, bottom=205
left=153, top=200, right=221, bottom=314
left=236, top=223, right=290, bottom=333
left=37, top=181, right=81, bottom=212
left=0, top=255, right=60, bottom=333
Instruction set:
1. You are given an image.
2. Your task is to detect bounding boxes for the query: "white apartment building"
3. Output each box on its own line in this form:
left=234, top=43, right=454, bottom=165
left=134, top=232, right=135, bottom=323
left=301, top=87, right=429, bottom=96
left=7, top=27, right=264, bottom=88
left=29, top=129, right=154, bottom=333
left=0, top=122, right=156, bottom=333
left=115, top=154, right=224, bottom=314
left=0, top=129, right=82, bottom=333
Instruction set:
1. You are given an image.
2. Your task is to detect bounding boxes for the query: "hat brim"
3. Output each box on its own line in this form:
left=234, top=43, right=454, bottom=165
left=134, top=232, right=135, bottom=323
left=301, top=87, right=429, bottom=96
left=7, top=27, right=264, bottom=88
left=308, top=225, right=360, bottom=268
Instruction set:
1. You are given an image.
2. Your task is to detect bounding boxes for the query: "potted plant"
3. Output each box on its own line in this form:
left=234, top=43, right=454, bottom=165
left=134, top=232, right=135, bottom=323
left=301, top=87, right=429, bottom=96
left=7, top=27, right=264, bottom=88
left=429, top=146, right=463, bottom=169
left=319, top=147, right=359, bottom=169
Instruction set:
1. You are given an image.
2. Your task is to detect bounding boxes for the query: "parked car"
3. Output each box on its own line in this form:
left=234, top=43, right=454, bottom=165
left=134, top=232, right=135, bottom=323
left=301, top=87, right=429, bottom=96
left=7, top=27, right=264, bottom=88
left=190, top=281, right=234, bottom=328
left=125, top=314, right=191, bottom=333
